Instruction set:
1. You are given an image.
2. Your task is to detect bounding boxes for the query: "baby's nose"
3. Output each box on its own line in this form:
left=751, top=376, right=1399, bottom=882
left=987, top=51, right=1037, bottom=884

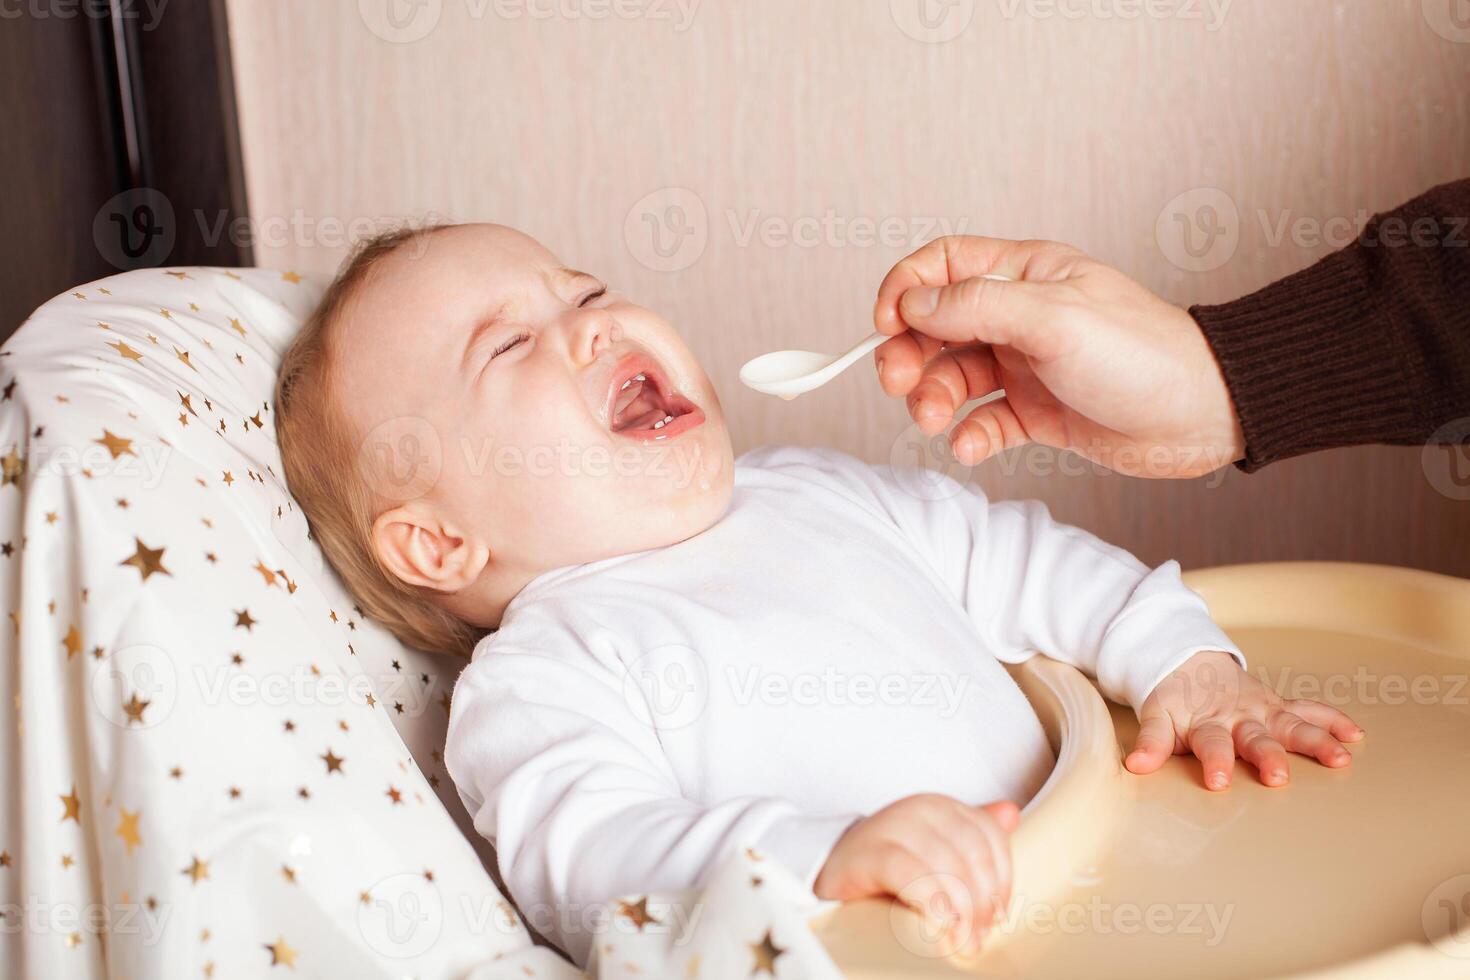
left=572, top=311, right=622, bottom=363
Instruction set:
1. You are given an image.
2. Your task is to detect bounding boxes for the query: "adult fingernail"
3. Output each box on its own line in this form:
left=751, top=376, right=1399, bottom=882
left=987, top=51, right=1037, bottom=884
left=953, top=434, right=974, bottom=463
left=906, top=286, right=940, bottom=317
left=1208, top=773, right=1227, bottom=790
left=877, top=356, right=887, bottom=380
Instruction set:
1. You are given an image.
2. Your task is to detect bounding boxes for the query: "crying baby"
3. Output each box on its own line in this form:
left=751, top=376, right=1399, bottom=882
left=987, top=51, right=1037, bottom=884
left=273, top=222, right=1362, bottom=965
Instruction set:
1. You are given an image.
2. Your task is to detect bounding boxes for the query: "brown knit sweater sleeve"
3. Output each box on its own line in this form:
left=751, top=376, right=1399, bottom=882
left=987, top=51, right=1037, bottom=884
left=1190, top=178, right=1470, bottom=472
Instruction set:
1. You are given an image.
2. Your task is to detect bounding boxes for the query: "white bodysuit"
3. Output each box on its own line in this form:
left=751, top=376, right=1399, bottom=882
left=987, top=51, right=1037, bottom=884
left=445, top=446, right=1241, bottom=963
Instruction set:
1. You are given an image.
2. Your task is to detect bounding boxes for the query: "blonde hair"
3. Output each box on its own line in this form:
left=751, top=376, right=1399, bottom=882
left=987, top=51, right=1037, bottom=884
left=275, top=224, right=483, bottom=657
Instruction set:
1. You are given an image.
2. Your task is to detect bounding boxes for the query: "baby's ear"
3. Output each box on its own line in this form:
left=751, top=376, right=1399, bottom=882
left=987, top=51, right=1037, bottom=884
left=372, top=506, right=490, bottom=593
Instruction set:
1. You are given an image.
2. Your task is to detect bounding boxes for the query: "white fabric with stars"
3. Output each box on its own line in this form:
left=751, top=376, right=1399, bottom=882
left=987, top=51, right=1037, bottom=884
left=0, top=267, right=845, bottom=980
left=0, top=268, right=528, bottom=978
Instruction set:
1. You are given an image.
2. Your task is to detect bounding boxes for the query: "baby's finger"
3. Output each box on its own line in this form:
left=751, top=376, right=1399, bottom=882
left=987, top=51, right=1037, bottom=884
left=1125, top=707, right=1177, bottom=774
left=926, top=803, right=1007, bottom=949
left=1232, top=719, right=1290, bottom=787
left=1187, top=721, right=1236, bottom=790
left=932, top=840, right=997, bottom=957
left=1271, top=712, right=1352, bottom=769
left=893, top=859, right=969, bottom=954
left=919, top=843, right=993, bottom=957
left=976, top=800, right=1020, bottom=833
left=964, top=806, right=1013, bottom=912
left=951, top=397, right=1030, bottom=466
left=1283, top=698, right=1365, bottom=742
left=952, top=844, right=999, bottom=947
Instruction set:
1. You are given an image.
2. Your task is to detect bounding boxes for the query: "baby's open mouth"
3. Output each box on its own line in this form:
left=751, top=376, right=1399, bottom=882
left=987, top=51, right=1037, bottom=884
left=606, top=354, right=704, bottom=443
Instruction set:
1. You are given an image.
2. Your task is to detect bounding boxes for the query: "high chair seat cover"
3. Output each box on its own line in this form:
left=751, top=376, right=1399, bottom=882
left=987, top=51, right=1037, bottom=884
left=0, top=268, right=572, bottom=979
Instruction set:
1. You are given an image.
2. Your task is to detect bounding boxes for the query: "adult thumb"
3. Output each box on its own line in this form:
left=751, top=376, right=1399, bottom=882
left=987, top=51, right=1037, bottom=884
left=898, top=276, right=1053, bottom=353
left=978, top=800, right=1021, bottom=832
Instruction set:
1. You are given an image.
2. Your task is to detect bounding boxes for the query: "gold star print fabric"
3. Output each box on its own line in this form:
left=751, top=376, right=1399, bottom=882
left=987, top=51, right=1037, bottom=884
left=585, top=848, right=844, bottom=979
left=0, top=268, right=572, bottom=980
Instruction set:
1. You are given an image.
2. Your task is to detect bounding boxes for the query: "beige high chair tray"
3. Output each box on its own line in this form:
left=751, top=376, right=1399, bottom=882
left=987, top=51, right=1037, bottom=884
left=814, top=563, right=1470, bottom=979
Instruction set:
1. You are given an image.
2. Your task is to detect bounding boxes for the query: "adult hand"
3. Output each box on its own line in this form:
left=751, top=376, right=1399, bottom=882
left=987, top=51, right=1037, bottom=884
left=873, top=236, right=1246, bottom=478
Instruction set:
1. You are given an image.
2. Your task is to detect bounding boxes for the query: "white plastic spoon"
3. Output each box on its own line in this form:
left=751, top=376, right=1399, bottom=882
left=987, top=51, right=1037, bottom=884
left=740, top=274, right=1013, bottom=399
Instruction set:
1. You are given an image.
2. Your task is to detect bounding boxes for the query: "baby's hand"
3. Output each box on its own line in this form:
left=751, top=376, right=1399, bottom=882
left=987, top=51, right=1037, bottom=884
left=813, top=793, right=1020, bottom=954
left=1126, top=650, right=1365, bottom=790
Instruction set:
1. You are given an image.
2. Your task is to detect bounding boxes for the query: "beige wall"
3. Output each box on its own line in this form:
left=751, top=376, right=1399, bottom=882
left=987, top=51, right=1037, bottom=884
left=225, top=0, right=1470, bottom=574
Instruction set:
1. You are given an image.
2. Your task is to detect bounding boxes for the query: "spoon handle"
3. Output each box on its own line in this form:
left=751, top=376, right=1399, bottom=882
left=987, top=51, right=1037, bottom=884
left=829, top=274, right=1014, bottom=379
left=841, top=331, right=889, bottom=366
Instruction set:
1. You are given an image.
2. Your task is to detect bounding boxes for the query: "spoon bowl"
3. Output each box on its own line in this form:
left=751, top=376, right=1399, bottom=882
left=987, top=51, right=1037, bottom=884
left=739, top=335, right=888, bottom=399
left=740, top=274, right=1012, bottom=399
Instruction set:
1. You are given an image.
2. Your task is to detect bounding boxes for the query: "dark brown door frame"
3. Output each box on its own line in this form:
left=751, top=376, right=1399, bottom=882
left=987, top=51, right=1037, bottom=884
left=89, top=0, right=252, bottom=271
left=0, top=0, right=251, bottom=341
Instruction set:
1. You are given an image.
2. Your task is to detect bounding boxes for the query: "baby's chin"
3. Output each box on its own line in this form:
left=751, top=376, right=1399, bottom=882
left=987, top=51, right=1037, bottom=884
left=616, top=435, right=735, bottom=553
left=673, top=453, right=736, bottom=535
